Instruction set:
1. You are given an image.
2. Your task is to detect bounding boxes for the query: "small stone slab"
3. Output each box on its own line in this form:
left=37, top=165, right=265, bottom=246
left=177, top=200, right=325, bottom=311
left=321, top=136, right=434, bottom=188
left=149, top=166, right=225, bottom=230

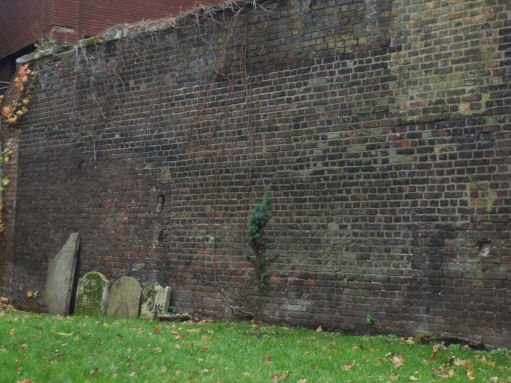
left=106, top=276, right=141, bottom=318
left=140, top=283, right=171, bottom=320
left=74, top=271, right=110, bottom=317
left=44, top=233, right=80, bottom=315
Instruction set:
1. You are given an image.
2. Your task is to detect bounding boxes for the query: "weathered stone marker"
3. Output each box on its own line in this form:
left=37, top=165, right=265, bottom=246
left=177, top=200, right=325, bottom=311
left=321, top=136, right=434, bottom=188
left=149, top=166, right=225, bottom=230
left=44, top=233, right=80, bottom=315
left=140, top=283, right=172, bottom=320
left=74, top=271, right=110, bottom=316
left=106, top=276, right=142, bottom=318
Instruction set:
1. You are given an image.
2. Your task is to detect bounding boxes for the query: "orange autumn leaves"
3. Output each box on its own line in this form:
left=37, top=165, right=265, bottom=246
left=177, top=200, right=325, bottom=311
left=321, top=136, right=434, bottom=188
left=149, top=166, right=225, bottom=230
left=1, top=64, right=37, bottom=125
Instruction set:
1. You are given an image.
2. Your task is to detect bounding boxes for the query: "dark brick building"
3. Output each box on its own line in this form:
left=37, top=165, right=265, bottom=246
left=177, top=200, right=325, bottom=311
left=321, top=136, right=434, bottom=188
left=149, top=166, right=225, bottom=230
left=0, top=0, right=224, bottom=92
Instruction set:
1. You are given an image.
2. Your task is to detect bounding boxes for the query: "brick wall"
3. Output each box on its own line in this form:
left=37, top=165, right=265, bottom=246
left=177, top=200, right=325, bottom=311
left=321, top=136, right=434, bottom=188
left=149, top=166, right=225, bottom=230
left=0, top=0, right=53, bottom=59
left=1, top=0, right=510, bottom=348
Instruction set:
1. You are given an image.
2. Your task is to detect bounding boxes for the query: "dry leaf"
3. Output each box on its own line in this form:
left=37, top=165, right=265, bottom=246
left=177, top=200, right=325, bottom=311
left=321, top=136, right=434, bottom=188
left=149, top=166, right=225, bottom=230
left=270, top=371, right=289, bottom=382
left=8, top=328, right=14, bottom=337
left=17, top=380, right=33, bottom=383
left=89, top=368, right=98, bottom=376
left=201, top=345, right=209, bottom=353
left=467, top=370, right=476, bottom=380
left=342, top=360, right=356, bottom=371
left=116, top=333, right=123, bottom=339
left=392, top=354, right=403, bottom=368
left=175, top=344, right=182, bottom=349
left=297, top=378, right=308, bottom=383
left=242, top=371, right=250, bottom=376
left=264, top=356, right=273, bottom=362
left=154, top=325, right=161, bottom=334
left=409, top=376, right=419, bottom=381
left=389, top=374, right=399, bottom=382
left=453, top=359, right=467, bottom=367
left=316, top=326, right=323, bottom=332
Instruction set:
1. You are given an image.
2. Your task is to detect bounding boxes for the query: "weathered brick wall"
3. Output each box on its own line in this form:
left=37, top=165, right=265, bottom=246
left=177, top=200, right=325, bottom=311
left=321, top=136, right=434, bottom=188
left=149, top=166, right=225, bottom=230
left=1, top=0, right=510, bottom=348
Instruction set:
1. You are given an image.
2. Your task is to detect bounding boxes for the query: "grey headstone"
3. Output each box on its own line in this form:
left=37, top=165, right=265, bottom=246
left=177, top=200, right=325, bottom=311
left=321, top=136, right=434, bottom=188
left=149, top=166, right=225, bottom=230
left=140, top=283, right=172, bottom=320
left=106, top=276, right=142, bottom=318
left=74, top=271, right=110, bottom=317
left=44, top=233, right=80, bottom=315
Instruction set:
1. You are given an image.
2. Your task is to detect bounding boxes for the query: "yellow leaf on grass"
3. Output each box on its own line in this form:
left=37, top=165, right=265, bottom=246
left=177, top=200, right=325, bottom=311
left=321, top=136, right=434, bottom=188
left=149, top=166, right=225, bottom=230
left=467, top=370, right=476, bottom=380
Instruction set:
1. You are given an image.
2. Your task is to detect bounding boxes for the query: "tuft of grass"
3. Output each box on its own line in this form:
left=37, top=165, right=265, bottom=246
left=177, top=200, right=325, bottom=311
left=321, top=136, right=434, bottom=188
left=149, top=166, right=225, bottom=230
left=0, top=310, right=509, bottom=382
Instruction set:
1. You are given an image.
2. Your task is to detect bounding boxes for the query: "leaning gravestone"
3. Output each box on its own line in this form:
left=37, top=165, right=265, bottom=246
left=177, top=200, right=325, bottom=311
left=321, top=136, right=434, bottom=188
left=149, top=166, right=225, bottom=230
left=140, top=283, right=172, bottom=320
left=106, top=276, right=142, bottom=318
left=74, top=271, right=110, bottom=317
left=44, top=233, right=80, bottom=315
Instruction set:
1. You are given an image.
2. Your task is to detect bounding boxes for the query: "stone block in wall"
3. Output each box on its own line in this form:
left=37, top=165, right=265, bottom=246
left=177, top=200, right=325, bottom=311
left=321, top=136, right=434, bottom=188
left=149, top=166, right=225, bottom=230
left=74, top=271, right=110, bottom=317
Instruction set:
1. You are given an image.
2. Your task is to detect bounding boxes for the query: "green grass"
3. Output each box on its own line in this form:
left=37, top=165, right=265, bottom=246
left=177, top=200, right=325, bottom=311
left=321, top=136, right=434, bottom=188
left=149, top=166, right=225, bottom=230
left=0, top=310, right=510, bottom=382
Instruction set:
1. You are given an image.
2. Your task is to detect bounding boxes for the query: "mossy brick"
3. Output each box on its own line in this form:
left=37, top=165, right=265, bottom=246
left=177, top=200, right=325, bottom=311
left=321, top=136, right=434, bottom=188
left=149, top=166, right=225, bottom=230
left=74, top=271, right=110, bottom=317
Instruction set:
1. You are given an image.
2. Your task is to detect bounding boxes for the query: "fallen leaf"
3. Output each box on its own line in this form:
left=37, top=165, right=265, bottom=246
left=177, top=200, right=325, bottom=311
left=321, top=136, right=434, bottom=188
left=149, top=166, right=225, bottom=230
left=201, top=345, right=209, bottom=353
left=9, top=329, right=14, bottom=337
left=297, top=378, right=308, bottom=383
left=116, top=333, right=123, bottom=339
left=154, top=325, right=161, bottom=334
left=467, top=370, right=476, bottom=380
left=342, top=360, right=356, bottom=371
left=392, top=354, right=403, bottom=368
left=264, top=356, right=273, bottom=362
left=17, top=380, right=33, bottom=383
left=175, top=344, right=181, bottom=349
left=389, top=374, right=399, bottom=382
left=316, top=326, right=323, bottom=332
left=89, top=368, right=98, bottom=376
left=409, top=376, right=419, bottom=381
left=270, top=371, right=289, bottom=381
left=242, top=371, right=250, bottom=376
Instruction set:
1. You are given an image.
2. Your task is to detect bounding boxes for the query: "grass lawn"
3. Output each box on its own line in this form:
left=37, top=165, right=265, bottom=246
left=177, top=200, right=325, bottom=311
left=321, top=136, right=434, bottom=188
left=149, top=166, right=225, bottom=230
left=0, top=309, right=510, bottom=382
